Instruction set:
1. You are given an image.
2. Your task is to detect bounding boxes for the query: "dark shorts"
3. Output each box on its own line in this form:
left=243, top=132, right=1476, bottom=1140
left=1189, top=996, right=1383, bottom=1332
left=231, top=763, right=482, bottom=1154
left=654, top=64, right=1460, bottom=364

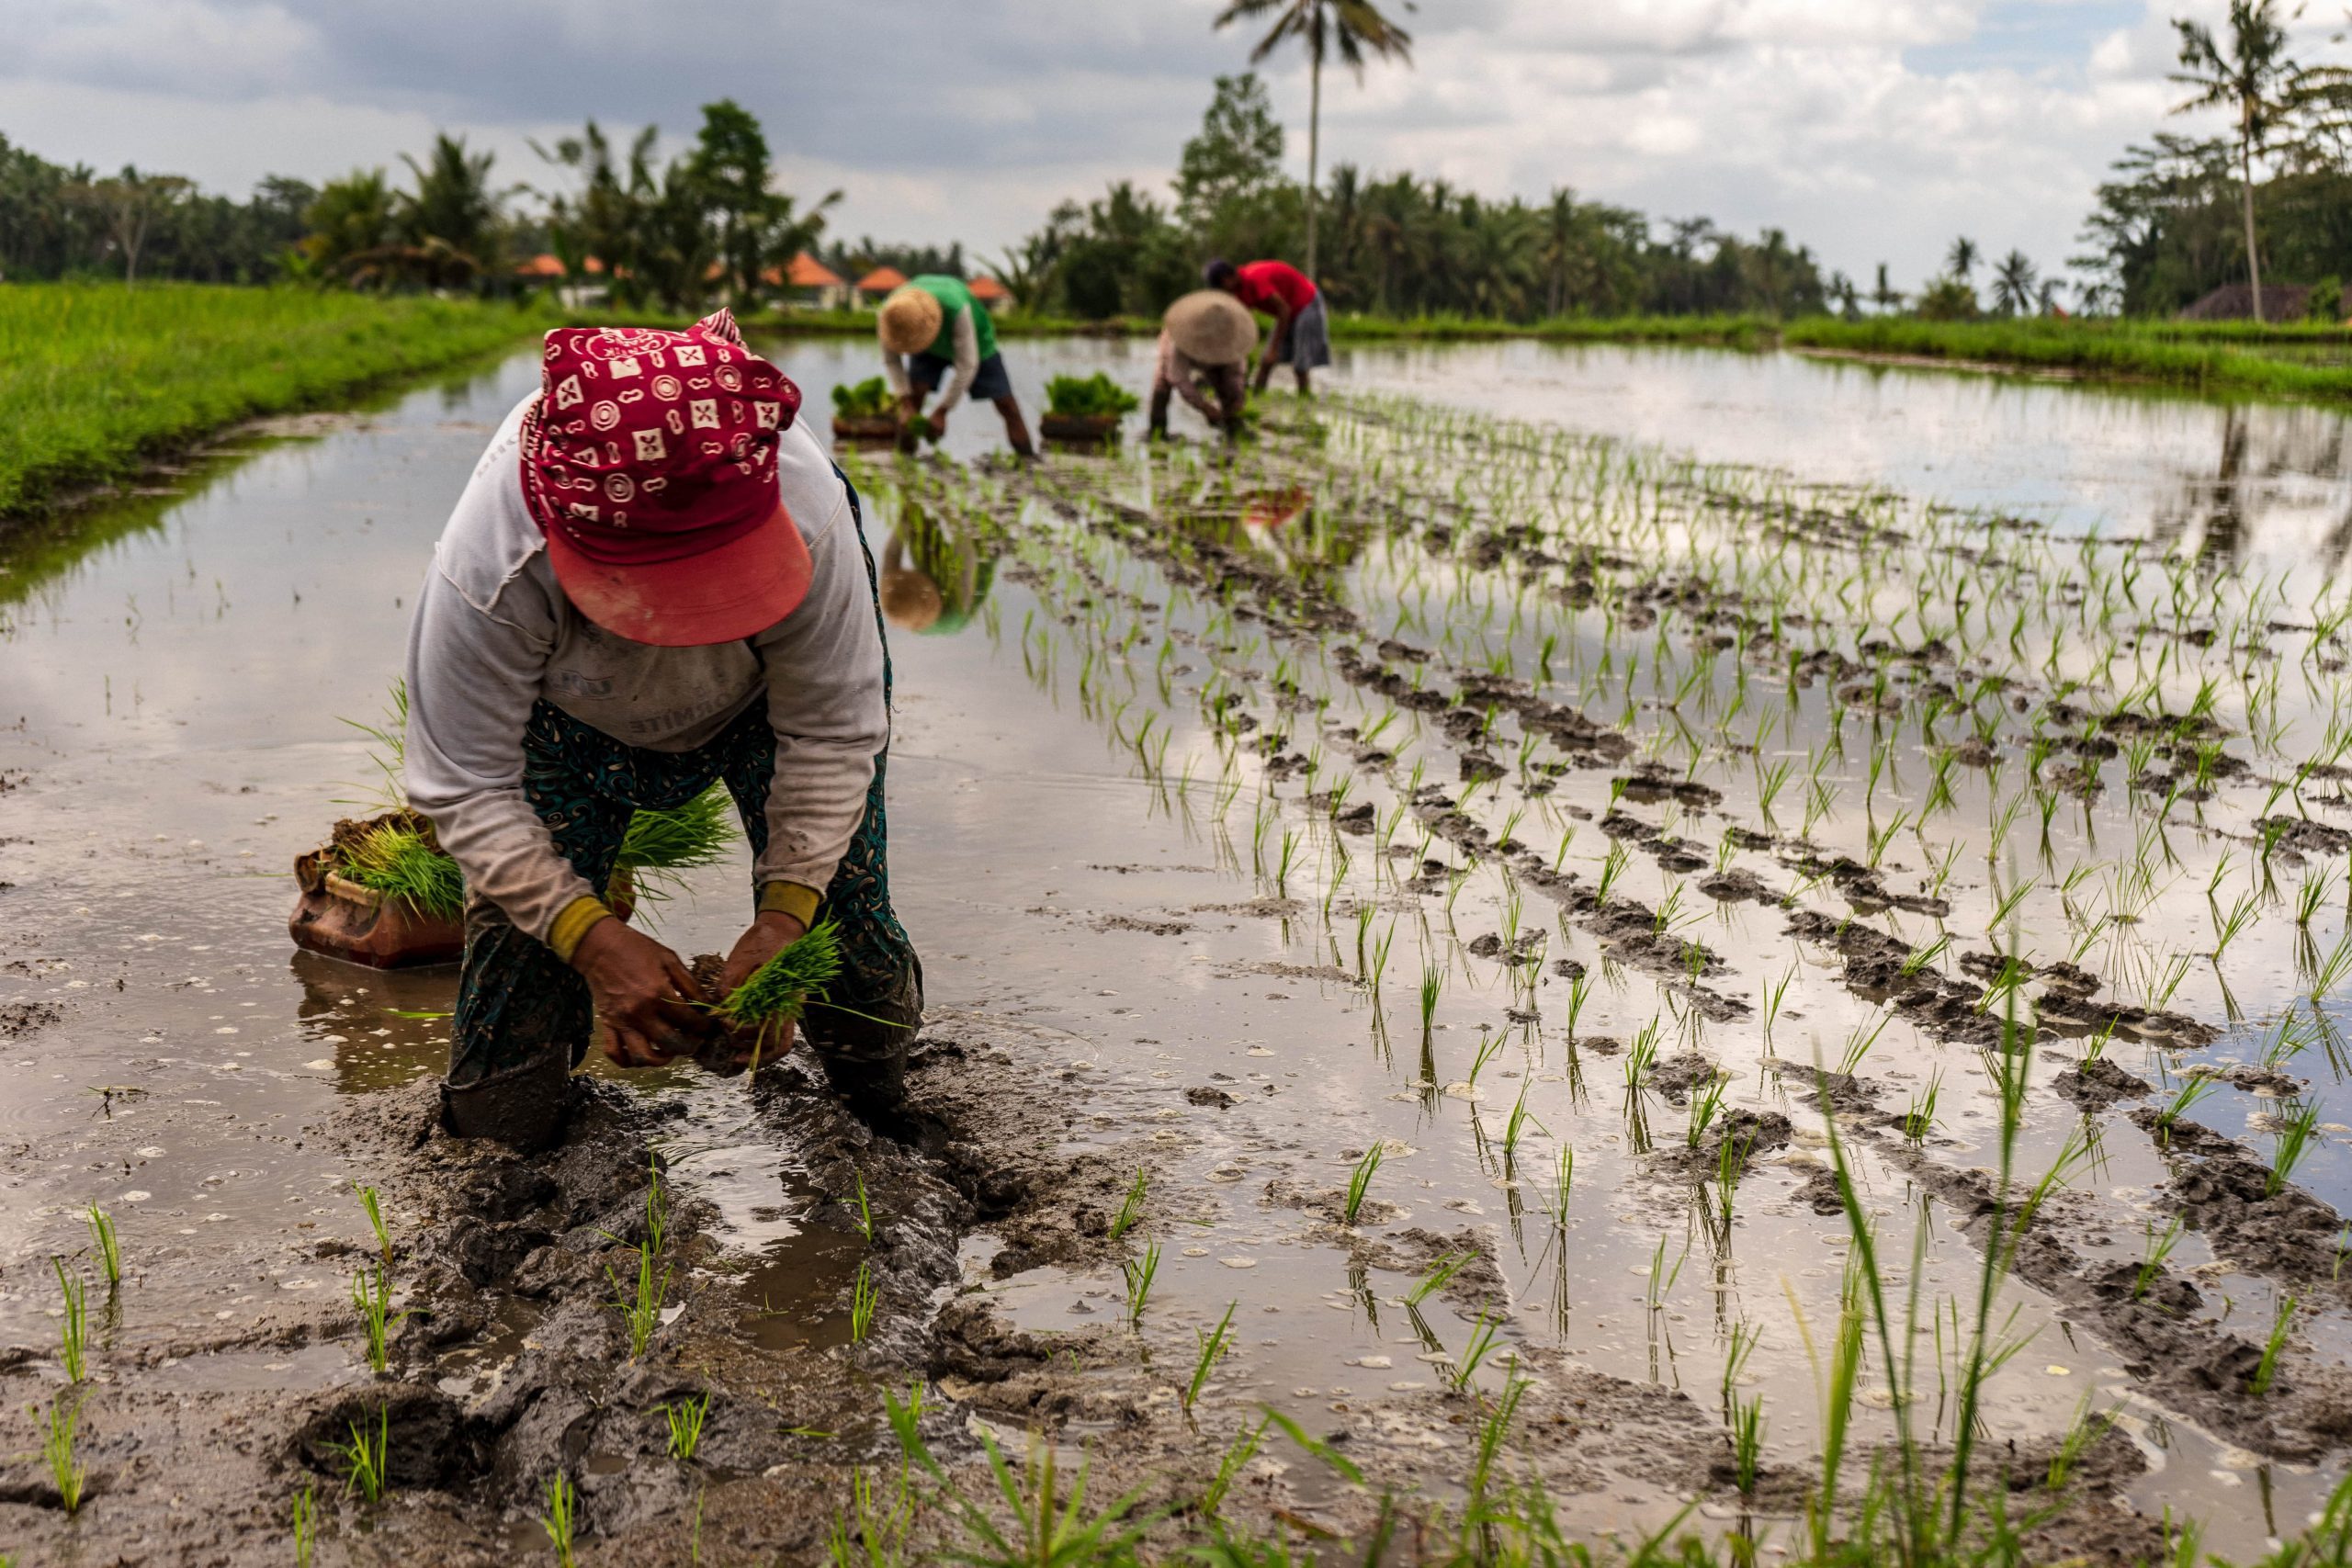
left=907, top=349, right=1014, bottom=403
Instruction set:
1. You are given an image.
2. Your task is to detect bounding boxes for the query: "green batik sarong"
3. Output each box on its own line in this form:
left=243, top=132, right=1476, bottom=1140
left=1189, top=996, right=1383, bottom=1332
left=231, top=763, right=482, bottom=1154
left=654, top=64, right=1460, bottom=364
left=447, top=471, right=922, bottom=1123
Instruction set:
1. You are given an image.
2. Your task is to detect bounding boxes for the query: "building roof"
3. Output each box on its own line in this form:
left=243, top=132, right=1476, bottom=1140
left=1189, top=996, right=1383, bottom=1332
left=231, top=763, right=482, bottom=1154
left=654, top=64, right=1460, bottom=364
left=786, top=252, right=844, bottom=288
left=967, top=275, right=1012, bottom=303
left=856, top=265, right=909, bottom=293
left=2178, top=282, right=2313, bottom=321
left=515, top=254, right=567, bottom=278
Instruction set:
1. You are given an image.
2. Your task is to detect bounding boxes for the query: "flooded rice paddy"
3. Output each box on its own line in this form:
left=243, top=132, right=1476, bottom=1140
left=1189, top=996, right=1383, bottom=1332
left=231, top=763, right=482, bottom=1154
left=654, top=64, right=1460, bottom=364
left=6, top=337, right=2352, bottom=1562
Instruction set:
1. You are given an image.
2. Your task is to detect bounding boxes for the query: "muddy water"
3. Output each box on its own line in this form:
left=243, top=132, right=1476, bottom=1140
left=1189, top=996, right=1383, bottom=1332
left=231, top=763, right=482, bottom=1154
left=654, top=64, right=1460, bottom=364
left=2, top=336, right=2350, bottom=1560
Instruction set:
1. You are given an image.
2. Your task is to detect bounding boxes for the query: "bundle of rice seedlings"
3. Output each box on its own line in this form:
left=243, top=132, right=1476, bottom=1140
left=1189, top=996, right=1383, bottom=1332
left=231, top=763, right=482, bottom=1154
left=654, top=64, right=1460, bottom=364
left=709, top=919, right=844, bottom=1076
left=338, top=815, right=465, bottom=921
left=616, top=785, right=737, bottom=905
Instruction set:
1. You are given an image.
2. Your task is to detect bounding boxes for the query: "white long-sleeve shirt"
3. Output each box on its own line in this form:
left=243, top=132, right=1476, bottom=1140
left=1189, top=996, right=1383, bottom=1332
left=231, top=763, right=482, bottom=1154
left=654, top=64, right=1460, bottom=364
left=881, top=303, right=981, bottom=416
left=401, top=395, right=887, bottom=948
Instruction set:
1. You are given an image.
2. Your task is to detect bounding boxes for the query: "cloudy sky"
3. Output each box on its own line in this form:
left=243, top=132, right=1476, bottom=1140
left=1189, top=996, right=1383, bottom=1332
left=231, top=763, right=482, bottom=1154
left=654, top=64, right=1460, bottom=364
left=0, top=0, right=2324, bottom=291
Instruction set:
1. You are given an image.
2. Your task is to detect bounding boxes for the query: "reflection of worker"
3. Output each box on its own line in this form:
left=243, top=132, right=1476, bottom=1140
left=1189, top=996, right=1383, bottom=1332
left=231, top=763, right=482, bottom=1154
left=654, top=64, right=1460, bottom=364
left=1150, top=289, right=1256, bottom=440
left=877, top=276, right=1036, bottom=457
left=405, top=311, right=922, bottom=1149
left=1205, top=257, right=1330, bottom=395
left=879, top=502, right=995, bottom=637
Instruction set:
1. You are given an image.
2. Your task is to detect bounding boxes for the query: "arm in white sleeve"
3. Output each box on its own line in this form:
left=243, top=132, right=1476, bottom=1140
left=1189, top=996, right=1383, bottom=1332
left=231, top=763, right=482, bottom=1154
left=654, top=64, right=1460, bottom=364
left=402, top=556, right=600, bottom=950
left=882, top=341, right=913, bottom=400
left=931, top=306, right=981, bottom=417
left=750, top=477, right=888, bottom=910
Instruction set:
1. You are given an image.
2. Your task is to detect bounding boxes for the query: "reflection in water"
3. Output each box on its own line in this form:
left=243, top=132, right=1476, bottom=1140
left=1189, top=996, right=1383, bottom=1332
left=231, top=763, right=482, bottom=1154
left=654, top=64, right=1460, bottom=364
left=2146, top=405, right=2352, bottom=579
left=879, top=498, right=999, bottom=637
left=288, top=948, right=456, bottom=1095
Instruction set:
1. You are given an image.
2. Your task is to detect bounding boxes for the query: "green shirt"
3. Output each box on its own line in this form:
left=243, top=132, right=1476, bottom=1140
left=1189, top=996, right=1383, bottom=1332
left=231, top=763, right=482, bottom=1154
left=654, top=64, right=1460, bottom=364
left=910, top=275, right=997, bottom=361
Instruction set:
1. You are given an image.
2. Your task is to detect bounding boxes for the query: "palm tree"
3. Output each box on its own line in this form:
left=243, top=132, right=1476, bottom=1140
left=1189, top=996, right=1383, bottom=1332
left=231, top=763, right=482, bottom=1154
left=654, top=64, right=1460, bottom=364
left=1870, top=262, right=1905, bottom=314
left=1946, top=236, right=1979, bottom=279
left=1214, top=0, right=1415, bottom=283
left=2170, top=0, right=2310, bottom=321
left=1991, top=250, right=2040, bottom=316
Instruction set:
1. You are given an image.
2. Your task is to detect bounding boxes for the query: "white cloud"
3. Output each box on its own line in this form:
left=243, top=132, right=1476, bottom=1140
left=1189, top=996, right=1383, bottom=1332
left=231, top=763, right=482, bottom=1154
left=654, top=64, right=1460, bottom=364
left=0, top=0, right=2342, bottom=295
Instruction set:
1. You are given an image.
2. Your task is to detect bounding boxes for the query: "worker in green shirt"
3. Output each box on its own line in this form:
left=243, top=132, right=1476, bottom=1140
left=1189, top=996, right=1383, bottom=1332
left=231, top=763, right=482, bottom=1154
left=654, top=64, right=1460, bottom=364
left=878, top=276, right=1036, bottom=457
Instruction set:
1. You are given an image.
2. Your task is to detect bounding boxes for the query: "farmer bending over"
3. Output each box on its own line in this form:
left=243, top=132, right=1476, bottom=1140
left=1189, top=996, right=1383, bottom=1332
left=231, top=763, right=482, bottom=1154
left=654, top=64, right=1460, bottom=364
left=1149, top=289, right=1257, bottom=441
left=878, top=275, right=1036, bottom=457
left=405, top=312, right=923, bottom=1150
left=1205, top=257, right=1330, bottom=396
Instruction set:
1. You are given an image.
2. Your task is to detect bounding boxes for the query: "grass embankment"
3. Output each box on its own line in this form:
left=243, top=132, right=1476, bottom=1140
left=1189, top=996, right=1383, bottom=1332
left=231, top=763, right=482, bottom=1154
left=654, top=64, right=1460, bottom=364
left=0, top=283, right=550, bottom=519
left=1783, top=315, right=2352, bottom=400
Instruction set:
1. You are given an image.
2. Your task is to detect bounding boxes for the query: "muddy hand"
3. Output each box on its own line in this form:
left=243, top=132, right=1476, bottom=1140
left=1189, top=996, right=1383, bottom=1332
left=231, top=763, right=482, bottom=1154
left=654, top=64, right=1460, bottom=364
left=705, top=912, right=806, bottom=1072
left=571, top=919, right=717, bottom=1068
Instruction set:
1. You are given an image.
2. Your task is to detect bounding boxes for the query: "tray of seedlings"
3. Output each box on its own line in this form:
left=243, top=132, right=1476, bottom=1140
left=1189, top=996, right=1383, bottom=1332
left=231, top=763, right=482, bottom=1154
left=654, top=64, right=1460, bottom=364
left=828, top=376, right=901, bottom=444
left=289, top=682, right=736, bottom=966
left=1038, top=371, right=1137, bottom=445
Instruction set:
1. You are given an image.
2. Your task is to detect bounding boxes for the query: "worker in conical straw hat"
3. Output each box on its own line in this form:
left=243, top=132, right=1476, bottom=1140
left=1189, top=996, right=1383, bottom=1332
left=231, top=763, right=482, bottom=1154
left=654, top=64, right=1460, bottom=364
left=404, top=310, right=923, bottom=1149
left=877, top=275, right=1036, bottom=457
left=1151, top=289, right=1258, bottom=441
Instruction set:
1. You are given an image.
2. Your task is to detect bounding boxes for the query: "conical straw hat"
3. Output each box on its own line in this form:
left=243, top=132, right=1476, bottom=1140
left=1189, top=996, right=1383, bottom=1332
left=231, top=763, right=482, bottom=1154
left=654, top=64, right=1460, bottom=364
left=1165, top=289, right=1258, bottom=366
left=878, top=286, right=944, bottom=355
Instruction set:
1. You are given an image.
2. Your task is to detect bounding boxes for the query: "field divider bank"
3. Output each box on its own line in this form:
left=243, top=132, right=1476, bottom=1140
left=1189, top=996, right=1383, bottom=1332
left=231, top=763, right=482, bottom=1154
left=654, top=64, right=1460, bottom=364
left=0, top=283, right=556, bottom=525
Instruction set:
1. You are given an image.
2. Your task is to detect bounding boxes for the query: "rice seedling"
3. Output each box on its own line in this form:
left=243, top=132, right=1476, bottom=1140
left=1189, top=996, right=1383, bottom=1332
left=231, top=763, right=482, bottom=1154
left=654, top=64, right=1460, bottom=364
left=1686, top=1071, right=1728, bottom=1149
left=1721, top=1319, right=1760, bottom=1412
left=663, top=1392, right=710, bottom=1461
left=2045, top=1398, right=2111, bottom=1491
left=2253, top=1294, right=2298, bottom=1393
left=1761, top=964, right=1795, bottom=1055
left=1450, top=1313, right=1503, bottom=1391
left=355, top=1185, right=391, bottom=1267
left=85, top=1206, right=119, bottom=1291
left=2133, top=1217, right=2185, bottom=1301
left=1595, top=841, right=1630, bottom=906
left=543, top=1472, right=579, bottom=1568
left=1418, top=963, right=1442, bottom=1043
left=1729, top=1394, right=1767, bottom=1495
left=349, top=1262, right=409, bottom=1374
left=336, top=816, right=465, bottom=921
left=53, top=1258, right=85, bottom=1382
left=291, top=1483, right=317, bottom=1566
left=1564, top=968, right=1591, bottom=1038
left=2156, top=1075, right=2220, bottom=1145
left=615, top=785, right=738, bottom=906
left=1465, top=1028, right=1508, bottom=1092
left=1182, top=1302, right=1238, bottom=1412
left=1343, top=1145, right=1385, bottom=1225
left=606, top=1235, right=670, bottom=1360
left=333, top=1404, right=390, bottom=1503
left=709, top=919, right=846, bottom=1077
left=1108, top=1168, right=1147, bottom=1242
left=1836, top=1010, right=1893, bottom=1077
left=1903, top=1070, right=1943, bottom=1144
left=850, top=1260, right=878, bottom=1343
left=1122, top=1237, right=1160, bottom=1325
left=1543, top=1146, right=1576, bottom=1225
left=1201, top=1417, right=1271, bottom=1517
left=41, top=1394, right=85, bottom=1514
left=1643, top=1234, right=1688, bottom=1317
left=2270, top=1101, right=2322, bottom=1197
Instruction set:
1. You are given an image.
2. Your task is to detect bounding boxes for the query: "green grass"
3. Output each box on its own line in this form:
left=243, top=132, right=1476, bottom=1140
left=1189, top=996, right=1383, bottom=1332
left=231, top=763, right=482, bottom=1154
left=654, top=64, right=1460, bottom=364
left=0, top=282, right=551, bottom=519
left=1784, top=315, right=2352, bottom=402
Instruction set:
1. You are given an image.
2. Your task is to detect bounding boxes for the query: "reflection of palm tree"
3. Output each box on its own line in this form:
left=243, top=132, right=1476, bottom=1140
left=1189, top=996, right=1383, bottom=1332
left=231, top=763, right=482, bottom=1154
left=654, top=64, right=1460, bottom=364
left=2154, top=408, right=2253, bottom=566
left=1214, top=0, right=1416, bottom=281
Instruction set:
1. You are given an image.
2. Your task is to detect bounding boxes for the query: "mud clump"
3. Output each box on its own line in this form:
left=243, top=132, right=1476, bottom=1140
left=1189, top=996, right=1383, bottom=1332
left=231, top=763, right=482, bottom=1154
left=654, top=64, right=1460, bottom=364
left=2053, top=1056, right=2152, bottom=1111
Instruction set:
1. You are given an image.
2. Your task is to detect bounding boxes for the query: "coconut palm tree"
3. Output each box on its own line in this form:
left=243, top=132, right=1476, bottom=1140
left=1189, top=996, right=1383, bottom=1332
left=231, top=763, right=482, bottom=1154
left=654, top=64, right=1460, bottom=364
left=1214, top=0, right=1415, bottom=283
left=1991, top=250, right=2040, bottom=316
left=1870, top=262, right=1905, bottom=314
left=2170, top=0, right=2306, bottom=321
left=1946, top=236, right=1980, bottom=280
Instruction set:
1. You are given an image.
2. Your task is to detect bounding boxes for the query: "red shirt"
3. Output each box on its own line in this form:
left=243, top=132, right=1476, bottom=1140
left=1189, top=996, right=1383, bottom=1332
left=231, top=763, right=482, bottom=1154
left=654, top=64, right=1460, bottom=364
left=1235, top=260, right=1317, bottom=315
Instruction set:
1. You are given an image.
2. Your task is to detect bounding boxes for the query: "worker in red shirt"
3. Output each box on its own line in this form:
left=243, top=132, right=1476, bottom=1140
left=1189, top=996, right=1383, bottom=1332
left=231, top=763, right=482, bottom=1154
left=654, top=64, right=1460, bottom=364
left=1206, top=257, right=1331, bottom=396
